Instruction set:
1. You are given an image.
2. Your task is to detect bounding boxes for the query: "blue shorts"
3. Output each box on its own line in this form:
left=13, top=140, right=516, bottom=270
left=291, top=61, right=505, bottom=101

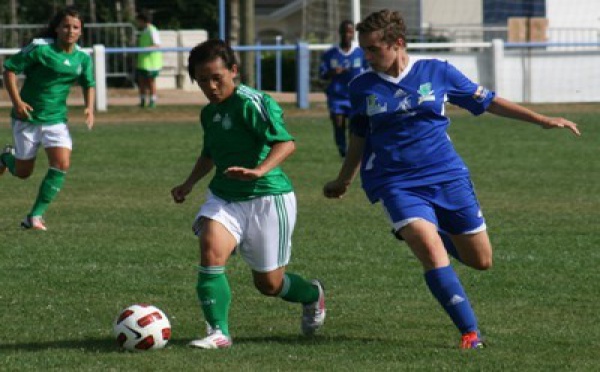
left=328, top=100, right=351, bottom=116
left=380, top=177, right=486, bottom=235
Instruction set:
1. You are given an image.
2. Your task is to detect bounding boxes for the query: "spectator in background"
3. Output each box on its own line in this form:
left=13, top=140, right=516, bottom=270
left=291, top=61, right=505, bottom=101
left=319, top=20, right=368, bottom=157
left=135, top=11, right=162, bottom=108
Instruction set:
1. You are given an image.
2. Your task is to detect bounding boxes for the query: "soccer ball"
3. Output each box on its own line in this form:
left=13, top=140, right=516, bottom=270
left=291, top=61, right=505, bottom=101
left=113, top=304, right=171, bottom=351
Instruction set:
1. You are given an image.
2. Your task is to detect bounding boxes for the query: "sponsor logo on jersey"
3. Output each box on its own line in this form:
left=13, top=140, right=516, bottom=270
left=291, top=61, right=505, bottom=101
left=213, top=113, right=222, bottom=122
left=221, top=114, right=232, bottom=129
left=417, top=82, right=436, bottom=104
left=395, top=96, right=412, bottom=112
left=331, top=59, right=339, bottom=68
left=63, top=59, right=71, bottom=66
left=393, top=88, right=407, bottom=98
left=366, top=94, right=387, bottom=116
left=473, top=86, right=490, bottom=103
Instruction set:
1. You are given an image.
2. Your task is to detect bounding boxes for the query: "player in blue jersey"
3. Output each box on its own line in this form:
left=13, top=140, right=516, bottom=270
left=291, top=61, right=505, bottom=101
left=319, top=20, right=368, bottom=157
left=323, top=9, right=580, bottom=349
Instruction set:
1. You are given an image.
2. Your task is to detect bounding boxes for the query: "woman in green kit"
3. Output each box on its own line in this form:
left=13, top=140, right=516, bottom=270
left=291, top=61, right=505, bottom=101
left=0, top=6, right=95, bottom=231
left=171, top=39, right=326, bottom=349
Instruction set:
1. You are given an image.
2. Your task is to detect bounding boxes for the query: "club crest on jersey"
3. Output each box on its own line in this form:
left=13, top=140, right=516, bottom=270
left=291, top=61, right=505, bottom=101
left=366, top=94, right=387, bottom=116
left=417, top=82, right=435, bottom=104
left=221, top=114, right=232, bottom=129
left=353, top=58, right=362, bottom=68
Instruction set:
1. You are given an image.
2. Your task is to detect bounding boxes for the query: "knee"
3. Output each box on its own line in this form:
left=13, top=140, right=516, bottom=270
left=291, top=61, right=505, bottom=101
left=254, top=281, right=281, bottom=297
left=472, top=256, right=493, bottom=271
left=14, top=170, right=32, bottom=179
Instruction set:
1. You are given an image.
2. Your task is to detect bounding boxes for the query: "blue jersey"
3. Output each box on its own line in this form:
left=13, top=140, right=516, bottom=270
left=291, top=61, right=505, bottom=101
left=349, top=58, right=496, bottom=203
left=319, top=45, right=368, bottom=102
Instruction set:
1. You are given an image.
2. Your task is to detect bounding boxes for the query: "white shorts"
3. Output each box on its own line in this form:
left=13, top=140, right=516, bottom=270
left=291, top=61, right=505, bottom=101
left=12, top=119, right=72, bottom=160
left=194, top=191, right=297, bottom=273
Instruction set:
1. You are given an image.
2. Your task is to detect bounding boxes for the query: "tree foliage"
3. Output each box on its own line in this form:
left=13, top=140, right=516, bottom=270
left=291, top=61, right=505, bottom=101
left=0, top=0, right=218, bottom=34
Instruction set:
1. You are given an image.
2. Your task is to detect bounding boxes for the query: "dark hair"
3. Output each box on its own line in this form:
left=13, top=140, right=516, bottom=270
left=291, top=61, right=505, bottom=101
left=136, top=10, right=152, bottom=24
left=37, top=6, right=84, bottom=40
left=356, top=9, right=407, bottom=45
left=188, top=39, right=238, bottom=82
left=338, top=20, right=354, bottom=35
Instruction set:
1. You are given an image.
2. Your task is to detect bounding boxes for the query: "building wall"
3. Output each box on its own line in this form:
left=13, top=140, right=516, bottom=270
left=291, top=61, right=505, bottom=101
left=546, top=0, right=600, bottom=28
left=421, top=0, right=482, bottom=27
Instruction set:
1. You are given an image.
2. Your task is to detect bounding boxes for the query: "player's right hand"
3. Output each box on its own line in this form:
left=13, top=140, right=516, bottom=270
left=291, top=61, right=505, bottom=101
left=15, top=101, right=33, bottom=120
left=171, top=183, right=192, bottom=203
left=323, top=179, right=349, bottom=199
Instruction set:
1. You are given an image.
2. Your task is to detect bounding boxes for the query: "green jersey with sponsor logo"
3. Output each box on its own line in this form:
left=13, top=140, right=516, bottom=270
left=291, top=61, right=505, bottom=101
left=200, top=85, right=295, bottom=201
left=3, top=38, right=95, bottom=125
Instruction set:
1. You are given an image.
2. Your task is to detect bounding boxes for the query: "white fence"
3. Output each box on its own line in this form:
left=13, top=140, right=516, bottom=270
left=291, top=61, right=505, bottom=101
left=2, top=39, right=599, bottom=111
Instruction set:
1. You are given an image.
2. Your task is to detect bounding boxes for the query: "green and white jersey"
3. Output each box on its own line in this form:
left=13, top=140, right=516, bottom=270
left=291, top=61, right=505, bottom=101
left=3, top=38, right=95, bottom=125
left=200, top=85, right=295, bottom=202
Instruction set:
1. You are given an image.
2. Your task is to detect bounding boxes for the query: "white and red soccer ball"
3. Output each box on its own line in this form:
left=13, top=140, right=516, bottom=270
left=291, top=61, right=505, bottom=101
left=113, top=304, right=171, bottom=351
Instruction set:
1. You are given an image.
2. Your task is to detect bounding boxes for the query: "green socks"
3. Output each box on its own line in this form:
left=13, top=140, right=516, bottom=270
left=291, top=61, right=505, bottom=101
left=0, top=151, right=15, bottom=174
left=278, top=273, right=319, bottom=304
left=30, top=167, right=66, bottom=217
left=197, top=266, right=231, bottom=336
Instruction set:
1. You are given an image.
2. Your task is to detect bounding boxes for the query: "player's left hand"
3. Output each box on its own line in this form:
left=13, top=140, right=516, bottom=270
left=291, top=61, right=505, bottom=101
left=542, top=117, right=580, bottom=136
left=84, top=108, right=95, bottom=130
left=224, top=166, right=262, bottom=181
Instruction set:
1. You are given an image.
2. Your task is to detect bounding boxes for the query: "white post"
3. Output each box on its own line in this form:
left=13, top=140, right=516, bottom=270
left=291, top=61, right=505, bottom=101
left=491, top=39, right=504, bottom=95
left=93, top=44, right=107, bottom=112
left=352, top=0, right=360, bottom=42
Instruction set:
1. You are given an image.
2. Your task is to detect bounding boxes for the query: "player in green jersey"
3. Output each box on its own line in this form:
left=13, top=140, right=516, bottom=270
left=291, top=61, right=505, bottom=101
left=0, top=6, right=95, bottom=231
left=171, top=39, right=326, bottom=349
left=135, top=11, right=162, bottom=108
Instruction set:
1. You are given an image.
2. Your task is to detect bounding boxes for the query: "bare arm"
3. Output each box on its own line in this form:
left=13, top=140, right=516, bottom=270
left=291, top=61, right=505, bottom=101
left=3, top=69, right=33, bottom=120
left=224, top=140, right=296, bottom=180
left=83, top=86, right=95, bottom=130
left=171, top=155, right=214, bottom=203
left=487, top=96, right=580, bottom=136
left=323, top=133, right=365, bottom=198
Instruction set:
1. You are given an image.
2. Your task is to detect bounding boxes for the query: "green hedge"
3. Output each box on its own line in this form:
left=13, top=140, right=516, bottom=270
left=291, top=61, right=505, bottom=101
left=259, top=51, right=297, bottom=92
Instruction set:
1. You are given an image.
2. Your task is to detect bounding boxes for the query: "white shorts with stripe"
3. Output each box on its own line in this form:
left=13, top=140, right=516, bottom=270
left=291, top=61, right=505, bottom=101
left=12, top=119, right=72, bottom=160
left=193, top=191, right=297, bottom=273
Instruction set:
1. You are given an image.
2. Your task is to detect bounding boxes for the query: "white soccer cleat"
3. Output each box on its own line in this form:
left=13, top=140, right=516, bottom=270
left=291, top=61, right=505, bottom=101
left=188, top=328, right=232, bottom=349
left=21, top=215, right=47, bottom=231
left=301, top=279, right=326, bottom=336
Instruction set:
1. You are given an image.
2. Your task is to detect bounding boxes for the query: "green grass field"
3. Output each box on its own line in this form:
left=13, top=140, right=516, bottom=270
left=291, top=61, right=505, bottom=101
left=0, top=104, right=598, bottom=370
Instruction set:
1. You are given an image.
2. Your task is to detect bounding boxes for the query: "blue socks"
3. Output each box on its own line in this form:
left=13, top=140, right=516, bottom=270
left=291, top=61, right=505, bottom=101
left=425, top=265, right=478, bottom=334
